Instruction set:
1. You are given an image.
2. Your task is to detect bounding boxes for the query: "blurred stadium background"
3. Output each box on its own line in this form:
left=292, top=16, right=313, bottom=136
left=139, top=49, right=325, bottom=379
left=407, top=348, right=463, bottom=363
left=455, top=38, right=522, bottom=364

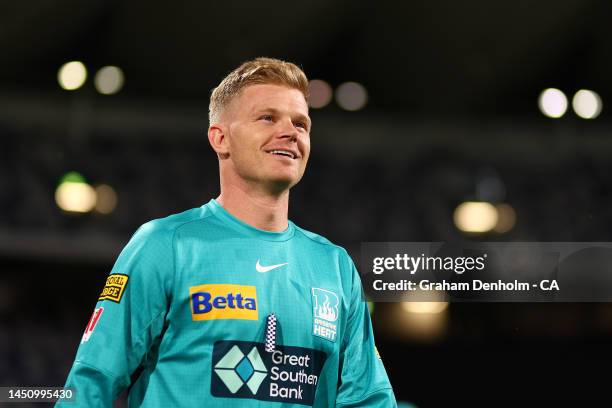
left=2, top=1, right=612, bottom=406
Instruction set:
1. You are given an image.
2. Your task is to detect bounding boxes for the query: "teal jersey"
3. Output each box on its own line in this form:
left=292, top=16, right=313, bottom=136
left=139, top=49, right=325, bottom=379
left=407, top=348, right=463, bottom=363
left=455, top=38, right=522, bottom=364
left=58, top=199, right=396, bottom=407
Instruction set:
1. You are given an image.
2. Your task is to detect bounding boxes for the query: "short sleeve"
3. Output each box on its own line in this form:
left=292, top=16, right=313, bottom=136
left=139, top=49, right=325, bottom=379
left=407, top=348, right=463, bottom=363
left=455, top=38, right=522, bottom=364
left=57, top=221, right=175, bottom=407
left=335, top=255, right=397, bottom=407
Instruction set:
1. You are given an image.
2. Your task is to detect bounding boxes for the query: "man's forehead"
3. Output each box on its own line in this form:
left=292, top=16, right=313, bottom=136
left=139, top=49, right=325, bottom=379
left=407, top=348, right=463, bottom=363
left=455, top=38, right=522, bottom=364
left=240, top=84, right=308, bottom=113
left=221, top=84, right=309, bottom=124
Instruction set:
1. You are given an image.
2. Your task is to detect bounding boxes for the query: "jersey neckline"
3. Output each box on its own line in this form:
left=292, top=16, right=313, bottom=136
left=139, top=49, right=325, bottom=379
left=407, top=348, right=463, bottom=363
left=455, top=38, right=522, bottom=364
left=206, top=199, right=295, bottom=242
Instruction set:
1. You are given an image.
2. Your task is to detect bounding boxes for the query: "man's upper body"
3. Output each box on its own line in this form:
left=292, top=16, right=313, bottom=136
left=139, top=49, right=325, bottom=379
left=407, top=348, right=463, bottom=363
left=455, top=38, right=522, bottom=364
left=58, top=58, right=397, bottom=407
left=58, top=199, right=395, bottom=407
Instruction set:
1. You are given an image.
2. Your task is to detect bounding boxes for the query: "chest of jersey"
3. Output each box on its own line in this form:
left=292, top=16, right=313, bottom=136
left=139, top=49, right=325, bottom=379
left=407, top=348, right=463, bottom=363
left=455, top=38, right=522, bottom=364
left=156, top=235, right=343, bottom=405
left=166, top=234, right=344, bottom=355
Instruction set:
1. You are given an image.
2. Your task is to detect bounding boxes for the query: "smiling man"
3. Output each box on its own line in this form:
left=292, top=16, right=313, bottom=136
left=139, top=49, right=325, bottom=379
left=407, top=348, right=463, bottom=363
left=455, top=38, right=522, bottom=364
left=58, top=58, right=396, bottom=407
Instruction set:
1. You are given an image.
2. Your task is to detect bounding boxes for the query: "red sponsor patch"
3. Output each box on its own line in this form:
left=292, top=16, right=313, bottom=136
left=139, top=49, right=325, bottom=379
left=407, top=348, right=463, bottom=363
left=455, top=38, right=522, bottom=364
left=82, top=307, right=104, bottom=343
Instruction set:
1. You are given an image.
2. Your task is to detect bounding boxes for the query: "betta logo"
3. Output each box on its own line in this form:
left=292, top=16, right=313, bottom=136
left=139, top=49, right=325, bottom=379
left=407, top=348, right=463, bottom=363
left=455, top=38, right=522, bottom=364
left=190, top=284, right=258, bottom=321
left=311, top=288, right=339, bottom=342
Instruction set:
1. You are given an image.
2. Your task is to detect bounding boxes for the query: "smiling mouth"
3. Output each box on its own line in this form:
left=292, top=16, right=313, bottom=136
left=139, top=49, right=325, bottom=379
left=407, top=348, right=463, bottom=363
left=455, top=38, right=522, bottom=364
left=266, top=150, right=297, bottom=159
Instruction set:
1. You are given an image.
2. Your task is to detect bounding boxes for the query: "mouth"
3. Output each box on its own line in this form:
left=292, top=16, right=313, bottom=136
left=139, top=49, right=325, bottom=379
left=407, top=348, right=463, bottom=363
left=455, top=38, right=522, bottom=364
left=265, top=149, right=298, bottom=160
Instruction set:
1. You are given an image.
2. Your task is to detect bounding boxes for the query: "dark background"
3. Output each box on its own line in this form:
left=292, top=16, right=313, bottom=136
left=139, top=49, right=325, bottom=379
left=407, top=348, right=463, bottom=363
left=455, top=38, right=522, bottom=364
left=2, top=1, right=612, bottom=406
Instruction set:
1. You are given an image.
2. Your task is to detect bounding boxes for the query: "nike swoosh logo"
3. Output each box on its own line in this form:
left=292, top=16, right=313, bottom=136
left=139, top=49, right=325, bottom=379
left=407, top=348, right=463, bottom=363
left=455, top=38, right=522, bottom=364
left=256, top=260, right=288, bottom=273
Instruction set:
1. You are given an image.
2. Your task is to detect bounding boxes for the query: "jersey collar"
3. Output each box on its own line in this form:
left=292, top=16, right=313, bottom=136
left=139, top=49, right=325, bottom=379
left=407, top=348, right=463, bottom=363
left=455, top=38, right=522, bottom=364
left=206, top=199, right=295, bottom=242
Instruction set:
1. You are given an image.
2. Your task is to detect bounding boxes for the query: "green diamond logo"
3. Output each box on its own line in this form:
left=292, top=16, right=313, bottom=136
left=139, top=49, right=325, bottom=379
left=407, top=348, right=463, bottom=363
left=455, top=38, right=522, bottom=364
left=215, top=345, right=267, bottom=394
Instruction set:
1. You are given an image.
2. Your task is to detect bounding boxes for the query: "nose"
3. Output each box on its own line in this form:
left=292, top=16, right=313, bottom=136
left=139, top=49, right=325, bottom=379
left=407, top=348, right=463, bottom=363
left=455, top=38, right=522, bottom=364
left=277, top=118, right=298, bottom=141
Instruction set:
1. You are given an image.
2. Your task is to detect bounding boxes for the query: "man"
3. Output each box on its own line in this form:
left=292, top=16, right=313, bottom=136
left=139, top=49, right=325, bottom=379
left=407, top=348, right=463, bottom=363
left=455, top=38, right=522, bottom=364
left=58, top=57, right=396, bottom=407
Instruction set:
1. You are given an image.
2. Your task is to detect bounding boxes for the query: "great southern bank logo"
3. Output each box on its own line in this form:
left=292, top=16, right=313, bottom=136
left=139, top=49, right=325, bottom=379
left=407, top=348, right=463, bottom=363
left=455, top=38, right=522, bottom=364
left=214, top=345, right=267, bottom=394
left=189, top=284, right=258, bottom=321
left=311, top=287, right=339, bottom=342
left=211, top=341, right=327, bottom=406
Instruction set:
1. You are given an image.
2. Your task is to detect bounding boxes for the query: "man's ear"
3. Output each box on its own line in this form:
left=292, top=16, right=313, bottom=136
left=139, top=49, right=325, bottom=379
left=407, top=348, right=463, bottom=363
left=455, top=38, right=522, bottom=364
left=208, top=124, right=230, bottom=159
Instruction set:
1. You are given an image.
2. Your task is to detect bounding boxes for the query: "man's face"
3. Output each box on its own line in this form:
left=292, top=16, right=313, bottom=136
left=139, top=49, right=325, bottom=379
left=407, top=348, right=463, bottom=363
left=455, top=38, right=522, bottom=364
left=221, top=84, right=311, bottom=192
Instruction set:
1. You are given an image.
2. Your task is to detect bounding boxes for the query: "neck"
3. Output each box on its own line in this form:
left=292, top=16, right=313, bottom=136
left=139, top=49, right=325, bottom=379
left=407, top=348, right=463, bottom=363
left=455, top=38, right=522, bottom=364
left=216, top=181, right=290, bottom=232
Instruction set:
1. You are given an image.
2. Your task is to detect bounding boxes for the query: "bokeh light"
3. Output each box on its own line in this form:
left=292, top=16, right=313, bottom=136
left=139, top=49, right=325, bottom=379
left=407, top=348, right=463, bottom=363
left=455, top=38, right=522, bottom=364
left=58, top=61, right=87, bottom=91
left=308, top=79, right=333, bottom=108
left=572, top=89, right=602, bottom=119
left=453, top=201, right=498, bottom=233
left=94, top=66, right=125, bottom=95
left=494, top=203, right=517, bottom=233
left=335, top=82, right=368, bottom=111
left=94, top=184, right=118, bottom=214
left=538, top=88, right=567, bottom=118
left=401, top=301, right=449, bottom=314
left=55, top=172, right=96, bottom=213
left=387, top=292, right=449, bottom=342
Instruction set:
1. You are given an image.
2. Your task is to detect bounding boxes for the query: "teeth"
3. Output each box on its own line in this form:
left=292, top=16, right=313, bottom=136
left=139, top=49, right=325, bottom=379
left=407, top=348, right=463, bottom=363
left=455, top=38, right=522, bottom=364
left=269, top=150, right=295, bottom=159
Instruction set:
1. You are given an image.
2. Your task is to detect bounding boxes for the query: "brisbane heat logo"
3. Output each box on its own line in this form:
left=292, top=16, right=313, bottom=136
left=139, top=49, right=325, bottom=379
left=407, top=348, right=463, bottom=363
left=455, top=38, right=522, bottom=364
left=311, top=288, right=339, bottom=342
left=189, top=284, right=258, bottom=321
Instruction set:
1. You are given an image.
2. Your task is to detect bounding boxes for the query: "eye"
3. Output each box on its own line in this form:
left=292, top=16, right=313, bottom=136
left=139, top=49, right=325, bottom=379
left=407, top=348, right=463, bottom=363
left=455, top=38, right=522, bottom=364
left=294, top=121, right=307, bottom=130
left=259, top=114, right=273, bottom=122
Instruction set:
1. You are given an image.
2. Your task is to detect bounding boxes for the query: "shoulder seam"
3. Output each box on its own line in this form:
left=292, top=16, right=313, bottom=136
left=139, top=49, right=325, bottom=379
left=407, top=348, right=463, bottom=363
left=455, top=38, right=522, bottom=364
left=132, top=308, right=168, bottom=366
left=293, top=227, right=345, bottom=251
left=169, top=211, right=214, bottom=233
left=168, top=211, right=214, bottom=311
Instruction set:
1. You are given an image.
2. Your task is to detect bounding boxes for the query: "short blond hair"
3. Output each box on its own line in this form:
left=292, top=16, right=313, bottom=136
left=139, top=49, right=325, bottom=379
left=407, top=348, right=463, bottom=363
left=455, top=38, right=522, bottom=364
left=209, top=57, right=309, bottom=124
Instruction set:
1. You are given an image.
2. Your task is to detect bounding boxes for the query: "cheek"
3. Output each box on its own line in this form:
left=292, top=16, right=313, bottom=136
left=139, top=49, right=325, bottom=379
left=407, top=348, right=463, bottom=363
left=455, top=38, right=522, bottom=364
left=228, top=130, right=257, bottom=160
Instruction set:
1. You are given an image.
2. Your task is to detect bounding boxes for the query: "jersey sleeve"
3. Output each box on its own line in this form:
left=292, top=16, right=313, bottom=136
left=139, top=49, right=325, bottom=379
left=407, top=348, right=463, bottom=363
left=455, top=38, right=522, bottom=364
left=57, top=221, right=175, bottom=407
left=335, top=254, right=397, bottom=408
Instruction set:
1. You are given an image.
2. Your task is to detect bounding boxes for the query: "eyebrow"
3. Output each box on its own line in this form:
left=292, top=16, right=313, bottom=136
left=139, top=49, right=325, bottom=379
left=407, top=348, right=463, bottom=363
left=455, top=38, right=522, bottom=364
left=254, top=108, right=311, bottom=129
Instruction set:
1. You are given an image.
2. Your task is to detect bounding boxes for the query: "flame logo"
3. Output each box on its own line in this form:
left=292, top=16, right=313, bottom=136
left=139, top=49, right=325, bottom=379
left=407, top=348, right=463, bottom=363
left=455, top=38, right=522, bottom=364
left=312, top=288, right=339, bottom=322
left=317, top=295, right=337, bottom=321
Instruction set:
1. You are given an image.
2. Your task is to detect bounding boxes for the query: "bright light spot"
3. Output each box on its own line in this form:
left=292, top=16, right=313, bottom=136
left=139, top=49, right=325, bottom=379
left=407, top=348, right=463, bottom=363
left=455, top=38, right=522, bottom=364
left=401, top=301, right=449, bottom=314
left=335, top=82, right=368, bottom=111
left=59, top=171, right=86, bottom=184
left=94, top=66, right=125, bottom=95
left=572, top=89, right=602, bottom=119
left=55, top=172, right=96, bottom=213
left=94, top=184, right=118, bottom=214
left=390, top=300, right=448, bottom=342
left=308, top=79, right=332, bottom=108
left=58, top=61, right=87, bottom=91
left=538, top=88, right=567, bottom=118
left=494, top=203, right=516, bottom=233
left=401, top=289, right=448, bottom=314
left=454, top=201, right=498, bottom=233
